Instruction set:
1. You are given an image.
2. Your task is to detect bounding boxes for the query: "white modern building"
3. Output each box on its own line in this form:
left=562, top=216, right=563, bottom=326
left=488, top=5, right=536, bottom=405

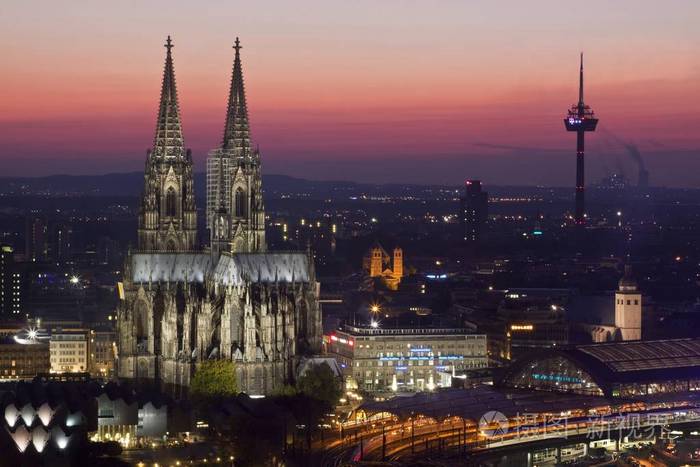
left=327, top=325, right=488, bottom=393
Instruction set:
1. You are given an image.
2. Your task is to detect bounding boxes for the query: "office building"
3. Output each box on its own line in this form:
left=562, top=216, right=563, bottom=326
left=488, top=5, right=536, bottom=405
left=90, top=328, right=116, bottom=379
left=50, top=330, right=89, bottom=374
left=0, top=245, right=22, bottom=316
left=459, top=180, right=488, bottom=242
left=25, top=217, right=48, bottom=262
left=0, top=337, right=50, bottom=380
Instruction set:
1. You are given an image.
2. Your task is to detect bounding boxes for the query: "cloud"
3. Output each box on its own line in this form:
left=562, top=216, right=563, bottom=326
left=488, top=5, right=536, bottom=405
left=473, top=142, right=567, bottom=153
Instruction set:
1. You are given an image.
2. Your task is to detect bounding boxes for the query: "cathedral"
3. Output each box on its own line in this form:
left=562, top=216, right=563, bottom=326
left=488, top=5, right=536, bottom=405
left=116, top=36, right=322, bottom=395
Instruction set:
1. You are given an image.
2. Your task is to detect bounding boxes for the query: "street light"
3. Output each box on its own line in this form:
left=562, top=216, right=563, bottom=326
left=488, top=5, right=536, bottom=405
left=370, top=320, right=379, bottom=329
left=370, top=304, right=380, bottom=314
left=70, top=275, right=80, bottom=285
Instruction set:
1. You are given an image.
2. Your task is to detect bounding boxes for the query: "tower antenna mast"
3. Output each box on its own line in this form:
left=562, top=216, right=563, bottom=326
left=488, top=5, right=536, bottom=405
left=564, top=52, right=598, bottom=226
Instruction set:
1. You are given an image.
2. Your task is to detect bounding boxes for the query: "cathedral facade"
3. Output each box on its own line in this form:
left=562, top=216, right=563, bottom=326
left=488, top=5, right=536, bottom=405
left=116, top=37, right=322, bottom=395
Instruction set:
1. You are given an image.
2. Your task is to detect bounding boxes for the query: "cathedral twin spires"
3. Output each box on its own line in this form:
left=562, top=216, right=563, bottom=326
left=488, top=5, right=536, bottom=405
left=137, top=36, right=265, bottom=254
left=122, top=38, right=321, bottom=395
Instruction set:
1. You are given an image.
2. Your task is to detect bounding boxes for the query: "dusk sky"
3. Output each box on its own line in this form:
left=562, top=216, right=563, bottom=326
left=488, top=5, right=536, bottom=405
left=2, top=1, right=699, bottom=186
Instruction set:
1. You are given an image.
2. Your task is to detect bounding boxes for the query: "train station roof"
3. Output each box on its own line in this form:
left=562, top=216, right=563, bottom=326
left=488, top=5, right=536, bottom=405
left=357, top=386, right=611, bottom=422
left=496, top=338, right=700, bottom=398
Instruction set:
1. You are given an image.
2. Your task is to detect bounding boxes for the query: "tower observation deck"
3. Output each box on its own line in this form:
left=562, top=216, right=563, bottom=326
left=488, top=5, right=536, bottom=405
left=564, top=53, right=598, bottom=225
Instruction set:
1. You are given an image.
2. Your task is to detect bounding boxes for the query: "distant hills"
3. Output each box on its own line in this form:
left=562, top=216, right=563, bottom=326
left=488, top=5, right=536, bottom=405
left=0, top=172, right=426, bottom=198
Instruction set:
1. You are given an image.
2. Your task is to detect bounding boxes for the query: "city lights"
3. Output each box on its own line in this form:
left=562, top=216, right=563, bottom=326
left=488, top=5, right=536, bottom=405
left=1, top=5, right=698, bottom=467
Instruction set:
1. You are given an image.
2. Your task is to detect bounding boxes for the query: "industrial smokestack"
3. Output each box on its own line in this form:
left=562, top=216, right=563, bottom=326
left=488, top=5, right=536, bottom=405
left=623, top=143, right=650, bottom=189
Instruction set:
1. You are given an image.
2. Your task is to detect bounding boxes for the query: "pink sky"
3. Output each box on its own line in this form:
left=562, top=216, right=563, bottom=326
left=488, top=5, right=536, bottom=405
left=1, top=0, right=699, bottom=186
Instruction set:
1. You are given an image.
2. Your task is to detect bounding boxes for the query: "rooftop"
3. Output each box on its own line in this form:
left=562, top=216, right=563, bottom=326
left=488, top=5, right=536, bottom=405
left=340, top=324, right=482, bottom=337
left=500, top=338, right=700, bottom=393
left=130, top=251, right=311, bottom=284
left=576, top=338, right=700, bottom=373
left=357, top=386, right=611, bottom=422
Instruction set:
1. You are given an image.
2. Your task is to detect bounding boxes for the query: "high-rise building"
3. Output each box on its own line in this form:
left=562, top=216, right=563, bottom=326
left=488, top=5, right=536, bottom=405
left=206, top=38, right=266, bottom=254
left=116, top=37, right=321, bottom=395
left=26, top=216, right=48, bottom=262
left=50, top=222, right=73, bottom=262
left=615, top=265, right=642, bottom=341
left=137, top=36, right=198, bottom=252
left=459, top=180, right=488, bottom=242
left=0, top=245, right=21, bottom=316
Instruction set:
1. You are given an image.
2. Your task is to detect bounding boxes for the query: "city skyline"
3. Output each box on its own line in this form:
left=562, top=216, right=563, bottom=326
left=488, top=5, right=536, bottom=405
left=4, top=4, right=700, bottom=466
left=1, top=1, right=699, bottom=186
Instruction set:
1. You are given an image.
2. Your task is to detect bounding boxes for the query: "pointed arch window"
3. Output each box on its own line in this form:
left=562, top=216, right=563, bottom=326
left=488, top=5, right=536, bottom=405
left=235, top=188, right=247, bottom=217
left=166, top=187, right=177, bottom=217
left=250, top=189, right=256, bottom=225
left=135, top=300, right=149, bottom=342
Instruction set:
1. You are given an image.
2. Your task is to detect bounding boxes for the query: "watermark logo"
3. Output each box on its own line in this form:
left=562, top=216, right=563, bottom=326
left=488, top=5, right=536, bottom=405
left=479, top=410, right=509, bottom=437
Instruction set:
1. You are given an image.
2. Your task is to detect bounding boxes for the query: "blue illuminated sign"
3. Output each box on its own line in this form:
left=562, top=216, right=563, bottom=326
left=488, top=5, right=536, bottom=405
left=426, top=274, right=448, bottom=280
left=532, top=373, right=582, bottom=384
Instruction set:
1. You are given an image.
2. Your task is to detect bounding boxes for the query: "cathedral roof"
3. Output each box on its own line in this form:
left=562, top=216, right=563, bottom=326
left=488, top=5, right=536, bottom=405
left=152, top=36, right=185, bottom=159
left=221, top=37, right=251, bottom=155
left=131, top=253, right=213, bottom=283
left=129, top=252, right=311, bottom=285
left=213, top=253, right=311, bottom=285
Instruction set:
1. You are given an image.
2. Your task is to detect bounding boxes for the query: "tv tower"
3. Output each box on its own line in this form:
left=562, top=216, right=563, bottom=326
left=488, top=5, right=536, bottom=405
left=564, top=53, right=598, bottom=225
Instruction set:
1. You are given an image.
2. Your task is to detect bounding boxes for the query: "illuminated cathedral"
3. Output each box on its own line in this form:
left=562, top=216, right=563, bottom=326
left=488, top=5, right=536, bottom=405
left=116, top=37, right=322, bottom=395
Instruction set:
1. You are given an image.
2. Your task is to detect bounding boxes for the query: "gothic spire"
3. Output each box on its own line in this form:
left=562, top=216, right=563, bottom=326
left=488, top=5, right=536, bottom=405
left=222, top=37, right=251, bottom=153
left=153, top=35, right=185, bottom=158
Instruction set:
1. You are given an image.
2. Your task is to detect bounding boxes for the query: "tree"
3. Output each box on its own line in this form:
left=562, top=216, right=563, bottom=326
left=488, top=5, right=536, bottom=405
left=190, top=359, right=238, bottom=399
left=296, top=362, right=342, bottom=409
left=271, top=384, right=298, bottom=398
